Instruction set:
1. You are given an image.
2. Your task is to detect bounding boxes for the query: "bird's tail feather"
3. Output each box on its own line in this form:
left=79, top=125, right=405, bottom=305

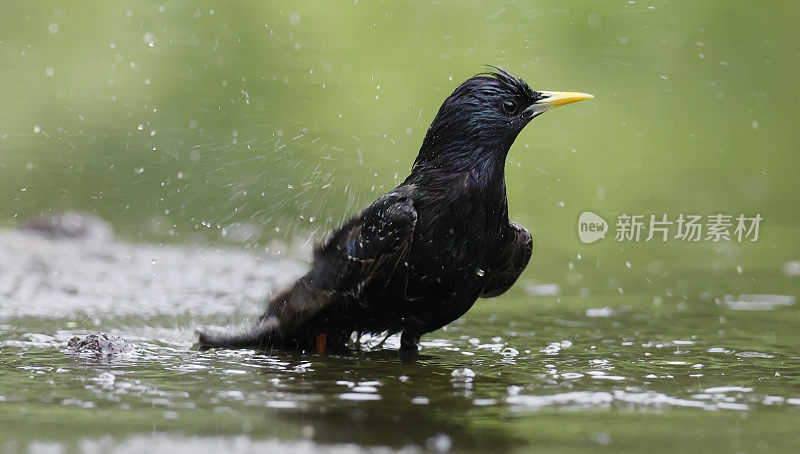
left=195, top=317, right=280, bottom=350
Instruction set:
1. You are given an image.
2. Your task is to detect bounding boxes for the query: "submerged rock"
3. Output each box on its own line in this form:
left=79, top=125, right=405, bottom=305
left=67, top=332, right=133, bottom=355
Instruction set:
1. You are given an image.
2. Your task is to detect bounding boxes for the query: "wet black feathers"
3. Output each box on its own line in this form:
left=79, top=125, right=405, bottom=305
left=197, top=68, right=536, bottom=352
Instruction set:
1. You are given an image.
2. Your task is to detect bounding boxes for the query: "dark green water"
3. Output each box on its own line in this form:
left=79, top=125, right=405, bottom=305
left=1, top=1, right=800, bottom=452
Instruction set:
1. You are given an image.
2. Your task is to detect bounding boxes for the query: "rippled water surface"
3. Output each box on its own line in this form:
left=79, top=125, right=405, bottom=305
left=2, top=231, right=799, bottom=453
left=2, top=0, right=800, bottom=452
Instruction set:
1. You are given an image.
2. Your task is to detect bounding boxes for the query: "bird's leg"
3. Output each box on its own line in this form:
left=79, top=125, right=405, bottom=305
left=400, top=331, right=420, bottom=352
left=316, top=333, right=327, bottom=355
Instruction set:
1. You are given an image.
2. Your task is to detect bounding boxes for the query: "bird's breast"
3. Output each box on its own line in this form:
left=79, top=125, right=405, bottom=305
left=406, top=184, right=507, bottom=299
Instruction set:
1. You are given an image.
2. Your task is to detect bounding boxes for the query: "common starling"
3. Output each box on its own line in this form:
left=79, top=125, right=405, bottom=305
left=197, top=67, right=592, bottom=352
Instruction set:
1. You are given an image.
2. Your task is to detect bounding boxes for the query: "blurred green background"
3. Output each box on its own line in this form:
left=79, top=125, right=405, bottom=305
left=3, top=2, right=800, bottom=452
left=2, top=0, right=799, bottom=299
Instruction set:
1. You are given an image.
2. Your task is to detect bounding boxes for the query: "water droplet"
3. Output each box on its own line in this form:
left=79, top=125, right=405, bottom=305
left=142, top=32, right=156, bottom=47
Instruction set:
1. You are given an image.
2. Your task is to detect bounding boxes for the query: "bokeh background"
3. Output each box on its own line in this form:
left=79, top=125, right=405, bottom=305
left=3, top=1, right=799, bottom=298
left=2, top=1, right=800, bottom=452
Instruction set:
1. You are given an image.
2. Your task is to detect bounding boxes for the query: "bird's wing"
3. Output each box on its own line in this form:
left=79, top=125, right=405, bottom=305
left=197, top=186, right=418, bottom=350
left=480, top=221, right=532, bottom=298
left=268, top=186, right=418, bottom=334
left=308, top=185, right=418, bottom=293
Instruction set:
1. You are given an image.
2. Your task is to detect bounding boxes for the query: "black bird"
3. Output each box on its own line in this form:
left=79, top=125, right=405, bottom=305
left=197, top=67, right=592, bottom=352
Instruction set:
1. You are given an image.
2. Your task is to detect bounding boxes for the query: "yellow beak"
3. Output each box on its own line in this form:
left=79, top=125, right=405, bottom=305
left=527, top=91, right=594, bottom=116
left=538, top=91, right=594, bottom=107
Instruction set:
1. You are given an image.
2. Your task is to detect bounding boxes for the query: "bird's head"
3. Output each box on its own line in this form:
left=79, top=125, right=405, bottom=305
left=414, top=67, right=592, bottom=172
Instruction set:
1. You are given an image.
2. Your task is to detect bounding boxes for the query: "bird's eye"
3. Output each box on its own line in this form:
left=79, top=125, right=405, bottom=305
left=502, top=100, right=517, bottom=115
